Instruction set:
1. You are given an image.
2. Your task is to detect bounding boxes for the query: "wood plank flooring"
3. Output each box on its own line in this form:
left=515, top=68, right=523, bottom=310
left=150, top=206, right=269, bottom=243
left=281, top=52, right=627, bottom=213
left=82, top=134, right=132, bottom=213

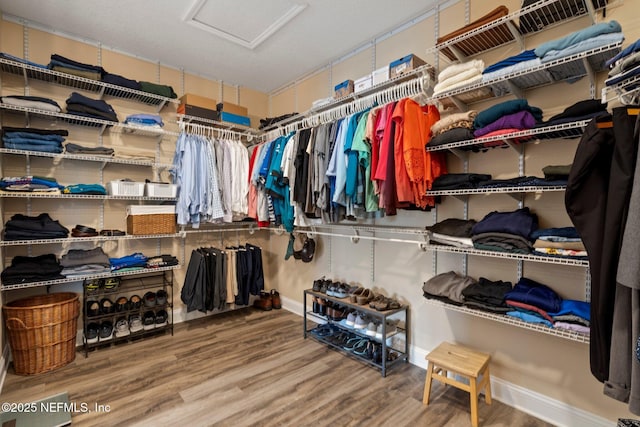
left=1, top=309, right=555, bottom=426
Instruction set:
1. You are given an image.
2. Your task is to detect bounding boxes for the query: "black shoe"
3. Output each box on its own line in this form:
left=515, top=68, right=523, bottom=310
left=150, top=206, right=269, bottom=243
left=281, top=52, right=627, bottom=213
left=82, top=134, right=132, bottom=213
left=129, top=294, right=142, bottom=310
left=84, top=322, right=99, bottom=344
left=143, top=311, right=156, bottom=330
left=99, top=320, right=113, bottom=341
left=143, top=292, right=156, bottom=308
left=155, top=289, right=168, bottom=305
left=86, top=300, right=100, bottom=317
left=155, top=310, right=168, bottom=327
left=115, top=296, right=130, bottom=312
left=100, top=298, right=114, bottom=315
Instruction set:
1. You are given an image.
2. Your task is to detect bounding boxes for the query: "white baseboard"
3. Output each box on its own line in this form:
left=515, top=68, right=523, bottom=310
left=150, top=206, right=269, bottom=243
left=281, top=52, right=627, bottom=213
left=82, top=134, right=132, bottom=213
left=490, top=376, right=612, bottom=427
left=282, top=297, right=612, bottom=427
left=0, top=345, right=10, bottom=394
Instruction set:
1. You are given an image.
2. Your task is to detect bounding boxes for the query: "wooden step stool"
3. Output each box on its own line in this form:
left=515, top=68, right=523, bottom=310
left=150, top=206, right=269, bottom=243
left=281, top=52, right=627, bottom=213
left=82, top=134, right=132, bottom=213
left=423, top=342, right=492, bottom=427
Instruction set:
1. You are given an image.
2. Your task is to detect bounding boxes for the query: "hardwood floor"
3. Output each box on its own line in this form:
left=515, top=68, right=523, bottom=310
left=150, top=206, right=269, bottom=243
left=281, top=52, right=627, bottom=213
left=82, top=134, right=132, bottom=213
left=1, top=309, right=555, bottom=426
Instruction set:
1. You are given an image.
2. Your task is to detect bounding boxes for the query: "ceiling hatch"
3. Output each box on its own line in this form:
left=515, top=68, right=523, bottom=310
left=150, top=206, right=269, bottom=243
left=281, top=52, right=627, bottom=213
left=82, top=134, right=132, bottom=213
left=184, top=0, right=307, bottom=50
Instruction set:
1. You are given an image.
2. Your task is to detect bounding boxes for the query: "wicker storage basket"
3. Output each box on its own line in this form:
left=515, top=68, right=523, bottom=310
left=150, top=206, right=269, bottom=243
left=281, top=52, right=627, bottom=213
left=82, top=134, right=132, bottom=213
left=3, top=292, right=79, bottom=375
left=127, top=213, right=177, bottom=235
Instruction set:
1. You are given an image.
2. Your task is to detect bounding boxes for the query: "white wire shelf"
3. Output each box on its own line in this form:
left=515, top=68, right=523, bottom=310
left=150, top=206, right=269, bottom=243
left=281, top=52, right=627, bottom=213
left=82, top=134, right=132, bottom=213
left=601, top=71, right=640, bottom=104
left=427, top=0, right=611, bottom=62
left=0, top=57, right=179, bottom=109
left=0, top=264, right=181, bottom=291
left=0, top=233, right=183, bottom=247
left=0, top=147, right=161, bottom=167
left=0, top=192, right=176, bottom=201
left=0, top=103, right=178, bottom=138
left=423, top=298, right=590, bottom=343
left=427, top=185, right=566, bottom=196
left=429, top=243, right=589, bottom=266
left=426, top=120, right=590, bottom=152
left=433, top=41, right=622, bottom=108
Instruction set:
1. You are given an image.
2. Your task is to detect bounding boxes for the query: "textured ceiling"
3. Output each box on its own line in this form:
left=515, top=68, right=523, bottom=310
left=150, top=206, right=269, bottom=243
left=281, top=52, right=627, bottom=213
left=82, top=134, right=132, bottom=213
left=0, top=0, right=439, bottom=93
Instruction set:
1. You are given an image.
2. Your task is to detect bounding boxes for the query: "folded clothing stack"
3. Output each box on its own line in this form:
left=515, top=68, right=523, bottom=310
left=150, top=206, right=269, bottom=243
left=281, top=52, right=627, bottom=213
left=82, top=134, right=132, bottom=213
left=530, top=227, right=587, bottom=259
left=433, top=60, right=484, bottom=95
left=109, top=252, right=148, bottom=271
left=0, top=176, right=63, bottom=193
left=60, top=247, right=111, bottom=277
left=538, top=99, right=609, bottom=129
left=605, top=38, right=640, bottom=88
left=2, top=126, right=68, bottom=154
left=548, top=299, right=590, bottom=334
left=426, top=218, right=477, bottom=248
left=65, top=92, right=118, bottom=122
left=471, top=207, right=538, bottom=254
left=473, top=99, right=543, bottom=139
left=504, top=277, right=562, bottom=328
left=138, top=81, right=177, bottom=99
left=124, top=113, right=164, bottom=128
left=429, top=110, right=477, bottom=147
left=65, top=143, right=114, bottom=156
left=62, top=184, right=107, bottom=195
left=3, top=213, right=69, bottom=241
left=422, top=271, right=476, bottom=306
left=462, top=277, right=512, bottom=313
left=1, top=253, right=64, bottom=285
left=146, top=254, right=179, bottom=268
left=534, top=20, right=623, bottom=66
left=48, top=53, right=105, bottom=80
left=431, top=173, right=491, bottom=191
left=0, top=95, right=61, bottom=112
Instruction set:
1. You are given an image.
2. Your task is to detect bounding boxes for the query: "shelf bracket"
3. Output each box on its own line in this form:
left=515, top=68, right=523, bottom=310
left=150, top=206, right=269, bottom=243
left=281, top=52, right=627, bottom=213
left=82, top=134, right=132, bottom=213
left=97, top=86, right=106, bottom=100
left=506, top=20, right=524, bottom=50
left=350, top=228, right=360, bottom=244
left=448, top=148, right=468, bottom=161
left=503, top=138, right=522, bottom=154
left=507, top=192, right=524, bottom=202
left=581, top=57, right=596, bottom=100
left=448, top=45, right=467, bottom=62
left=584, top=0, right=597, bottom=24
left=447, top=95, right=468, bottom=112
left=99, top=124, right=108, bottom=137
left=156, top=99, right=167, bottom=113
left=452, top=194, right=469, bottom=203
left=506, top=80, right=524, bottom=99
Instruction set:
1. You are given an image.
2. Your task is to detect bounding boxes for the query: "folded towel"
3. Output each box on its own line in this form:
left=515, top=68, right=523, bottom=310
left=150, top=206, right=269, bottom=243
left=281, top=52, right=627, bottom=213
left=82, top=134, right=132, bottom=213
left=535, top=20, right=622, bottom=58
left=437, top=59, right=485, bottom=83
left=434, top=68, right=483, bottom=94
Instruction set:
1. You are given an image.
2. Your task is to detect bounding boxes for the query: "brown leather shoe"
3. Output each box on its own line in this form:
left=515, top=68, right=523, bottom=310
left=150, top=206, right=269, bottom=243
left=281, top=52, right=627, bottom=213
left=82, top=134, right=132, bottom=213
left=270, top=289, right=282, bottom=309
left=253, top=292, right=272, bottom=311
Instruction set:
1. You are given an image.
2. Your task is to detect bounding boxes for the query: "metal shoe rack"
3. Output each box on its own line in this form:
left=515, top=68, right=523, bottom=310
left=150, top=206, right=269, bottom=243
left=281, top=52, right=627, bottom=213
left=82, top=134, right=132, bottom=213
left=303, top=288, right=409, bottom=377
left=82, top=270, right=174, bottom=357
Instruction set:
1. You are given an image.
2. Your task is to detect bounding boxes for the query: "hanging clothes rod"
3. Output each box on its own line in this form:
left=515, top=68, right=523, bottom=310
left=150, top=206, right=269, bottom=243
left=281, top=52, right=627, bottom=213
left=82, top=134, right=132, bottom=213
left=263, top=73, right=431, bottom=141
left=177, top=115, right=258, bottom=141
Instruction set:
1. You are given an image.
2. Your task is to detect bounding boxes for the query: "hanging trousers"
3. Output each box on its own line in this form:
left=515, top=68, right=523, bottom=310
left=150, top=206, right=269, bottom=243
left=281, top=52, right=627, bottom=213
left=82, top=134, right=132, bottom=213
left=605, top=112, right=640, bottom=415
left=566, top=108, right=638, bottom=383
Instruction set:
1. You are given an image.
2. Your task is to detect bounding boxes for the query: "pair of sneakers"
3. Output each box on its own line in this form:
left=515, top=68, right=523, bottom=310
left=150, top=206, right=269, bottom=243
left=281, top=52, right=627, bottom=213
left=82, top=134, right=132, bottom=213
left=84, top=321, right=116, bottom=343
left=115, top=314, right=145, bottom=337
left=142, top=310, right=169, bottom=330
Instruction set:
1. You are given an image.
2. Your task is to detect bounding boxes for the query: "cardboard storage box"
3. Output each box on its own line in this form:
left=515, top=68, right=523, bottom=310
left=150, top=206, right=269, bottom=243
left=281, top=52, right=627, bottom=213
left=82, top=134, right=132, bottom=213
left=177, top=103, right=220, bottom=121
left=389, top=54, right=427, bottom=78
left=178, top=93, right=217, bottom=110
left=216, top=102, right=248, bottom=117
left=107, top=180, right=144, bottom=197
left=220, top=111, right=251, bottom=127
left=354, top=74, right=373, bottom=93
left=373, top=66, right=390, bottom=85
left=334, top=79, right=354, bottom=99
left=126, top=205, right=176, bottom=236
